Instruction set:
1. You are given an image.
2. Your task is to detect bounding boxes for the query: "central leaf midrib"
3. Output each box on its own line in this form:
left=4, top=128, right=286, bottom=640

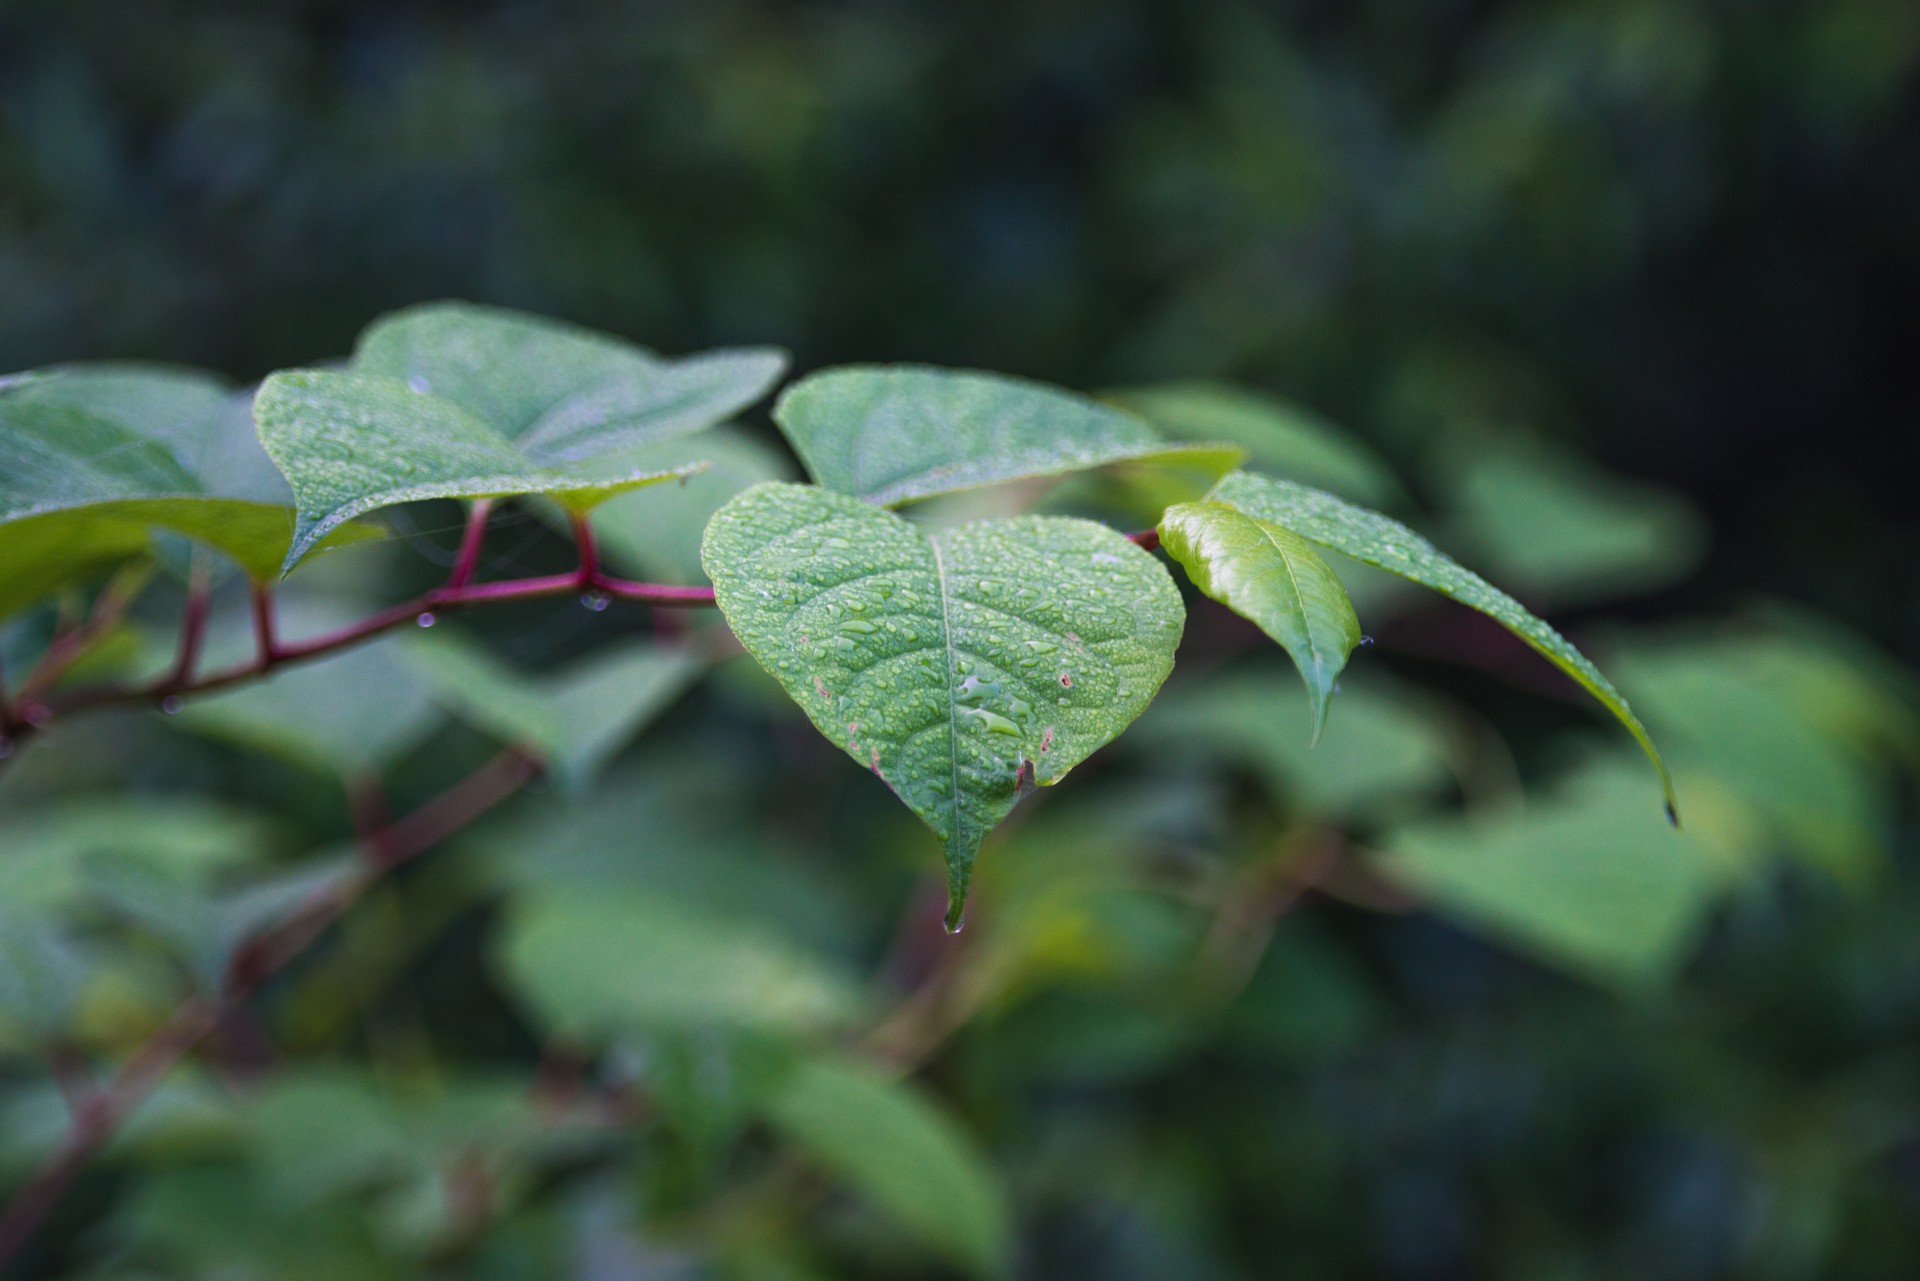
left=1252, top=517, right=1324, bottom=675
left=927, top=531, right=966, bottom=849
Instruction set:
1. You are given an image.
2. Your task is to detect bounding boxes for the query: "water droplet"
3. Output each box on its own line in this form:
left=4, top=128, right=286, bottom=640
left=945, top=912, right=966, bottom=936
left=160, top=695, right=185, bottom=715
left=417, top=612, right=437, bottom=628
left=580, top=592, right=609, bottom=612
left=407, top=374, right=432, bottom=394
left=1359, top=635, right=1375, bottom=646
left=841, top=619, right=877, bottom=634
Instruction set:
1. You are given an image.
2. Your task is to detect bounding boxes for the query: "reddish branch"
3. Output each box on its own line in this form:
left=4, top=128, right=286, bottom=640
left=1, top=503, right=718, bottom=743
left=0, top=746, right=541, bottom=1269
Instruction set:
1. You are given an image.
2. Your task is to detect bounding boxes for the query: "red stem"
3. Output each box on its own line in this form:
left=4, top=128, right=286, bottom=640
left=445, top=499, right=493, bottom=590
left=1127, top=527, right=1161, bottom=553
left=0, top=748, right=539, bottom=1267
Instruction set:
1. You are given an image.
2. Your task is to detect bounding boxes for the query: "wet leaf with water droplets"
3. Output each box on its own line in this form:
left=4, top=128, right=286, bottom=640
left=259, top=302, right=788, bottom=570
left=1209, top=469, right=1677, bottom=816
left=773, top=364, right=1244, bottom=506
left=1159, top=499, right=1361, bottom=745
left=703, top=482, right=1184, bottom=924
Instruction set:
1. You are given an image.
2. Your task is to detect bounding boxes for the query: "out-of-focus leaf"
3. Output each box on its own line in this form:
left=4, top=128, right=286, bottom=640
left=0, top=796, right=277, bottom=913
left=119, top=1165, right=408, bottom=1281
left=92, top=857, right=352, bottom=990
left=1378, top=759, right=1725, bottom=988
left=1441, top=437, right=1707, bottom=605
left=773, top=365, right=1243, bottom=506
left=1108, top=381, right=1402, bottom=505
left=469, top=757, right=857, bottom=951
left=1210, top=469, right=1676, bottom=817
left=1160, top=499, right=1361, bottom=743
left=705, top=481, right=1185, bottom=926
left=402, top=630, right=703, bottom=792
left=763, top=1054, right=1011, bottom=1278
left=0, top=909, right=92, bottom=1041
left=587, top=424, right=797, bottom=585
left=1609, top=634, right=1892, bottom=882
left=0, top=394, right=375, bottom=616
left=498, top=889, right=862, bottom=1038
left=175, top=606, right=441, bottom=777
left=1135, top=664, right=1456, bottom=820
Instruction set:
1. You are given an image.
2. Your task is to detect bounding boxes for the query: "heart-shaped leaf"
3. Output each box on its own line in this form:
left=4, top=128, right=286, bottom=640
left=703, top=481, right=1184, bottom=925
left=1210, top=469, right=1677, bottom=817
left=1159, top=499, right=1361, bottom=744
left=352, top=301, right=788, bottom=456
left=773, top=365, right=1244, bottom=506
left=260, top=302, right=789, bottom=570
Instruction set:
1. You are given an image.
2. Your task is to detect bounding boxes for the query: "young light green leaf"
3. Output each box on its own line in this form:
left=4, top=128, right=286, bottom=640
left=1159, top=500, right=1361, bottom=744
left=1210, top=469, right=1677, bottom=818
left=762, top=1054, right=1011, bottom=1278
left=773, top=365, right=1244, bottom=507
left=703, top=482, right=1185, bottom=927
left=0, top=395, right=377, bottom=615
left=402, top=631, right=703, bottom=793
left=1107, top=380, right=1403, bottom=505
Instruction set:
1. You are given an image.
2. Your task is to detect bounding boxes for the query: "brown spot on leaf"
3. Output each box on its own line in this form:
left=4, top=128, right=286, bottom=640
left=1058, top=672, right=1072, bottom=688
left=813, top=676, right=831, bottom=702
left=1040, top=725, right=1055, bottom=753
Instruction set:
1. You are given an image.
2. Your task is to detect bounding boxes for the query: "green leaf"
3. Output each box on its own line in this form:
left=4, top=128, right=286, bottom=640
left=702, top=482, right=1185, bottom=926
left=352, top=301, right=787, bottom=449
left=0, top=394, right=374, bottom=616
left=762, top=1054, right=1010, bottom=1278
left=401, top=631, right=703, bottom=792
left=1210, top=470, right=1677, bottom=818
left=587, top=424, right=798, bottom=585
left=175, top=604, right=442, bottom=777
left=0, top=796, right=278, bottom=915
left=1159, top=500, right=1361, bottom=744
left=255, top=371, right=706, bottom=571
left=772, top=365, right=1244, bottom=507
left=498, top=889, right=861, bottom=1037
left=1440, top=436, right=1706, bottom=606
left=1378, top=759, right=1724, bottom=988
left=1135, top=665, right=1456, bottom=819
left=1107, top=381, right=1402, bottom=505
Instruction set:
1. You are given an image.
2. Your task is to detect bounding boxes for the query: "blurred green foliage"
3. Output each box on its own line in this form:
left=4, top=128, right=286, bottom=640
left=1, top=1, right=1918, bottom=1279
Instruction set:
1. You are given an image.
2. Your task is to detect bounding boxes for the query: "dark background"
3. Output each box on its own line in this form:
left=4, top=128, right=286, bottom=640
left=3, top=0, right=1916, bottom=660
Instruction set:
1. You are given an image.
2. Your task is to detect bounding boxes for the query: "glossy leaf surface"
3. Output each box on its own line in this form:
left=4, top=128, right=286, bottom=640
left=703, top=481, right=1184, bottom=924
left=1159, top=499, right=1361, bottom=744
left=1210, top=469, right=1676, bottom=816
left=773, top=365, right=1242, bottom=506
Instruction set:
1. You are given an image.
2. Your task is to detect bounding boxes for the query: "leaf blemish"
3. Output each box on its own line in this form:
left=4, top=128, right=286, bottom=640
left=1058, top=672, right=1072, bottom=688
left=813, top=675, right=831, bottom=701
left=1040, top=726, right=1054, bottom=753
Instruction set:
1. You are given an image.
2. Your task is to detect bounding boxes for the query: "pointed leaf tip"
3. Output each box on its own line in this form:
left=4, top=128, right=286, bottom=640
left=703, top=481, right=1183, bottom=902
left=1207, top=470, right=1676, bottom=810
left=1158, top=500, right=1360, bottom=747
